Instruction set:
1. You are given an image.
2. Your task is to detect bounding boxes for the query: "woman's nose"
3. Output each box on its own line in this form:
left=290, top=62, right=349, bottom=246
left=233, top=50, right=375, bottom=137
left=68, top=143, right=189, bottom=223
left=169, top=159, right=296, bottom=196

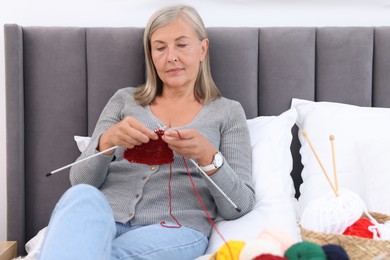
left=167, top=48, right=178, bottom=63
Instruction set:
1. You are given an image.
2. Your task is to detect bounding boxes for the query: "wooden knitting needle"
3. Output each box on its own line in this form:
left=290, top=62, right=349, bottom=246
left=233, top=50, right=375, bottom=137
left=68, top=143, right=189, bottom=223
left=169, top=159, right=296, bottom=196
left=301, top=130, right=337, bottom=196
left=329, top=135, right=339, bottom=196
left=45, top=146, right=119, bottom=177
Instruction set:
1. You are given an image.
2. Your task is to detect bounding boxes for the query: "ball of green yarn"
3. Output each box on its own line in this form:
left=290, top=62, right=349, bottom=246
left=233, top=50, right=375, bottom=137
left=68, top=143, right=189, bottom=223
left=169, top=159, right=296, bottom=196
left=284, top=241, right=327, bottom=260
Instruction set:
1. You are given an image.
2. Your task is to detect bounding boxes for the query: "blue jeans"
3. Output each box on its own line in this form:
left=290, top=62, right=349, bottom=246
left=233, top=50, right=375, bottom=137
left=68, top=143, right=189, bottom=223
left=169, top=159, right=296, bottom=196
left=38, top=184, right=208, bottom=260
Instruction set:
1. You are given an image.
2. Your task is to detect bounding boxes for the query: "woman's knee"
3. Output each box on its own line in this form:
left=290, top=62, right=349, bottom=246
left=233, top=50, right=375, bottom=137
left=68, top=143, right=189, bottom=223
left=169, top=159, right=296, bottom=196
left=55, top=184, right=112, bottom=216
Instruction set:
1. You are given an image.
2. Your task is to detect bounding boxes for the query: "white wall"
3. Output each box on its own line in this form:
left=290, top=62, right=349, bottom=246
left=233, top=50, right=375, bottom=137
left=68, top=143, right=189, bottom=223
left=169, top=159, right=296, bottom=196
left=1, top=0, right=390, bottom=241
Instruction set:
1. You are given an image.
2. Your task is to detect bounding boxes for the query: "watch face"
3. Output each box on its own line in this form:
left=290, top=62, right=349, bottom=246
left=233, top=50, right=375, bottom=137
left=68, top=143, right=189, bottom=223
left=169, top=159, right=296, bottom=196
left=214, top=152, right=223, bottom=167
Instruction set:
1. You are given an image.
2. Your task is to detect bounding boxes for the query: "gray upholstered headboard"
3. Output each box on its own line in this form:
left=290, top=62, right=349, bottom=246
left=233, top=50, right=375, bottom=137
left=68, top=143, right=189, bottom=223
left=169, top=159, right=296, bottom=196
left=5, top=24, right=390, bottom=254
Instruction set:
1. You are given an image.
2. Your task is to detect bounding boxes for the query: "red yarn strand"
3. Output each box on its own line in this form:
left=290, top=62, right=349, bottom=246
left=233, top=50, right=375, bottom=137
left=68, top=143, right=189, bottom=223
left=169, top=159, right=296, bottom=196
left=160, top=162, right=182, bottom=228
left=181, top=157, right=233, bottom=260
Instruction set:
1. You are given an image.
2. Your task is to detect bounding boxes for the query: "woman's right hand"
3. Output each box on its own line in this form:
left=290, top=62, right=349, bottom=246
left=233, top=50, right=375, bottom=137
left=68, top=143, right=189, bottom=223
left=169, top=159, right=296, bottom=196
left=98, top=116, right=158, bottom=154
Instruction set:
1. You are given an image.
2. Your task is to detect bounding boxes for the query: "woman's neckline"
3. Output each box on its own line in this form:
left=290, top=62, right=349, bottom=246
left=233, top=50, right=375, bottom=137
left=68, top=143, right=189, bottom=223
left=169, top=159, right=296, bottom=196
left=145, top=103, right=206, bottom=130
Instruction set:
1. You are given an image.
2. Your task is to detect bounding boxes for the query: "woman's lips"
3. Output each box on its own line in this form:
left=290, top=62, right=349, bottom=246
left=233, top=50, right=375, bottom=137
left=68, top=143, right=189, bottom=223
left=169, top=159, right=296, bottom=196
left=167, top=67, right=184, bottom=74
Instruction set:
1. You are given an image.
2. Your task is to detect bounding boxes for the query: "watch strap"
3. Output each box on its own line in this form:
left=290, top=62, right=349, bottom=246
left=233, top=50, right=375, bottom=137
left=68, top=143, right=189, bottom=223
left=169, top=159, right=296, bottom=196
left=199, top=163, right=217, bottom=172
left=199, top=151, right=223, bottom=172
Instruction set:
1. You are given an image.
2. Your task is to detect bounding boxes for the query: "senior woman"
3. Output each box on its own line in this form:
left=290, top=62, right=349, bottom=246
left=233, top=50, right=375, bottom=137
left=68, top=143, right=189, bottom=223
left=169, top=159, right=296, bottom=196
left=38, top=5, right=255, bottom=260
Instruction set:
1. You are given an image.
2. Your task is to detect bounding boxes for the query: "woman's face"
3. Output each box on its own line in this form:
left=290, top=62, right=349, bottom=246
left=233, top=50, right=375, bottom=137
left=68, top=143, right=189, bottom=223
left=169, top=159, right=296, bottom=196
left=150, top=18, right=208, bottom=91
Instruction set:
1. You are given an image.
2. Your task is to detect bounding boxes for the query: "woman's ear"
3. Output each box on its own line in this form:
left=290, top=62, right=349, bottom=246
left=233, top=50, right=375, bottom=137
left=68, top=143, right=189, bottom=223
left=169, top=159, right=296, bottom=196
left=200, top=38, right=209, bottom=61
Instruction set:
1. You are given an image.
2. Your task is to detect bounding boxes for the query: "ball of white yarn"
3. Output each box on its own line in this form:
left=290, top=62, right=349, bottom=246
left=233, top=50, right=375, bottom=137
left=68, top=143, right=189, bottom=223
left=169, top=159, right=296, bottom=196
left=300, top=189, right=365, bottom=234
left=239, top=239, right=283, bottom=260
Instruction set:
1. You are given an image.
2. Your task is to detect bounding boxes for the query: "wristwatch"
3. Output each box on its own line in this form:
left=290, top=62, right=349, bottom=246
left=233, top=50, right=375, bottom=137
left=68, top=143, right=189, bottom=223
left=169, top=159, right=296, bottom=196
left=199, top=151, right=224, bottom=172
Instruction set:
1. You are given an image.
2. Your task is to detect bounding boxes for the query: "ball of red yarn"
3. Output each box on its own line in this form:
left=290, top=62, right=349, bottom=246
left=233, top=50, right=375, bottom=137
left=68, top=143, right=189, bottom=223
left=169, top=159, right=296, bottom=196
left=252, top=254, right=287, bottom=260
left=342, top=218, right=377, bottom=239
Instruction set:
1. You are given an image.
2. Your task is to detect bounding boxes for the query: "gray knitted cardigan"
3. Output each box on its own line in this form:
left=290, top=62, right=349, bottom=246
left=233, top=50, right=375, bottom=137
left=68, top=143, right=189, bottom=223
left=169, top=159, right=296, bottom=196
left=70, top=87, right=255, bottom=237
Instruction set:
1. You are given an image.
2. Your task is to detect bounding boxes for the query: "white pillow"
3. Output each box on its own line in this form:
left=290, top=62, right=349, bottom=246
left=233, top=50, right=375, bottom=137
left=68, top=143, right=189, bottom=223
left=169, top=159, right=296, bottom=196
left=74, top=135, right=91, bottom=153
left=356, top=138, right=390, bottom=215
left=205, top=108, right=300, bottom=254
left=247, top=108, right=297, bottom=199
left=291, top=98, right=390, bottom=216
left=24, top=227, right=48, bottom=259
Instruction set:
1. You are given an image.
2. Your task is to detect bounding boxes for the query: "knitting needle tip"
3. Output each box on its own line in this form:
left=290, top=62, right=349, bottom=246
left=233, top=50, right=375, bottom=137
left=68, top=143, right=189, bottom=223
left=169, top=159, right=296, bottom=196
left=45, top=145, right=119, bottom=178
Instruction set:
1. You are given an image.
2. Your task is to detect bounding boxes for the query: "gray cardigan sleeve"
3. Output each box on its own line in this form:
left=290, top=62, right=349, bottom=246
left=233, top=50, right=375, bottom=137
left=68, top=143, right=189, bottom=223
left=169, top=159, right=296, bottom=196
left=206, top=100, right=255, bottom=220
left=69, top=90, right=124, bottom=187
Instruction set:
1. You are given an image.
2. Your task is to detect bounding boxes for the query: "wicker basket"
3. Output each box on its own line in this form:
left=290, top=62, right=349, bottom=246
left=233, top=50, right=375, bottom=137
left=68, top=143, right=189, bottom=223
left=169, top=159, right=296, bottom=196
left=300, top=212, right=390, bottom=259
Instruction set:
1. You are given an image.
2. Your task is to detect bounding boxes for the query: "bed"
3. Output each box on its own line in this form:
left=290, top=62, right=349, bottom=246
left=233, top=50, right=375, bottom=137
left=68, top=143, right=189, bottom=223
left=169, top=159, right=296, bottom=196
left=5, top=24, right=390, bottom=257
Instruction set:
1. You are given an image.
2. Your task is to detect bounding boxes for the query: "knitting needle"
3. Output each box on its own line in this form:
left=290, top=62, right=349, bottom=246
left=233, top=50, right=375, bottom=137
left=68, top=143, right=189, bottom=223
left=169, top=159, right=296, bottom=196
left=329, top=135, right=339, bottom=196
left=189, top=159, right=241, bottom=212
left=163, top=125, right=242, bottom=212
left=302, top=130, right=337, bottom=196
left=45, top=146, right=119, bottom=177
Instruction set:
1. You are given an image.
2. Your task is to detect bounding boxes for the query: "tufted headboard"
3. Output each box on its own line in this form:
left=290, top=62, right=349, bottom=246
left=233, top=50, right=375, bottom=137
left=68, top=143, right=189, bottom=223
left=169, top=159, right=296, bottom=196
left=5, top=24, right=390, bottom=254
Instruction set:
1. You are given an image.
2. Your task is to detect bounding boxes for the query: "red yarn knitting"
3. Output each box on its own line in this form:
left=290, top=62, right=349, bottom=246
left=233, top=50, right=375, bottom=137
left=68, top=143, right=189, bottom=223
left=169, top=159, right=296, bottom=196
left=123, top=129, right=174, bottom=165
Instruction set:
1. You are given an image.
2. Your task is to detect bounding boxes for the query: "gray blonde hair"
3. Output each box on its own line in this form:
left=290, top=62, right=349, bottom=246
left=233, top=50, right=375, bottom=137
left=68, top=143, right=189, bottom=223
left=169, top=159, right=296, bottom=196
left=134, top=5, right=221, bottom=106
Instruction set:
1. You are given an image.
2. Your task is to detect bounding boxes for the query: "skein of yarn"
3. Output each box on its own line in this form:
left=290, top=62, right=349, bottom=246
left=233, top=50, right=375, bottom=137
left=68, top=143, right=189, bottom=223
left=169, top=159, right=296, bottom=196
left=300, top=189, right=365, bottom=234
left=216, top=240, right=246, bottom=260
left=252, top=254, right=287, bottom=260
left=257, top=228, right=297, bottom=253
left=343, top=218, right=377, bottom=239
left=239, top=239, right=283, bottom=260
left=322, top=244, right=349, bottom=260
left=284, top=241, right=327, bottom=260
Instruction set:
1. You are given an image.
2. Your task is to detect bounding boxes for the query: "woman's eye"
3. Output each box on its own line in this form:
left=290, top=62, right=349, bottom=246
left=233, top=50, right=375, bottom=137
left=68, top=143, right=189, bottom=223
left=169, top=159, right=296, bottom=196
left=178, top=44, right=187, bottom=48
left=154, top=46, right=165, bottom=52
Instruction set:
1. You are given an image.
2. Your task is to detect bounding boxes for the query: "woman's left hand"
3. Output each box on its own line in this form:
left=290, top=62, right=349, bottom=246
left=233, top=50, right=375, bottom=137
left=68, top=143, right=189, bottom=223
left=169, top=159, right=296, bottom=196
left=162, top=129, right=217, bottom=166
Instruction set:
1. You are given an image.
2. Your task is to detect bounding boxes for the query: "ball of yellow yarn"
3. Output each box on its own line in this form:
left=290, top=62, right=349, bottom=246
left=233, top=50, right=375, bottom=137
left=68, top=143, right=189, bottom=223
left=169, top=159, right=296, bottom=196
left=216, top=240, right=246, bottom=260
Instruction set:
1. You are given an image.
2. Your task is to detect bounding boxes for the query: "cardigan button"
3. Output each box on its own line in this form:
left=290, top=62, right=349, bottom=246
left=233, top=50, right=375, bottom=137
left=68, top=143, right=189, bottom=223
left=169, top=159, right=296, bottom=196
left=151, top=165, right=157, bottom=171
